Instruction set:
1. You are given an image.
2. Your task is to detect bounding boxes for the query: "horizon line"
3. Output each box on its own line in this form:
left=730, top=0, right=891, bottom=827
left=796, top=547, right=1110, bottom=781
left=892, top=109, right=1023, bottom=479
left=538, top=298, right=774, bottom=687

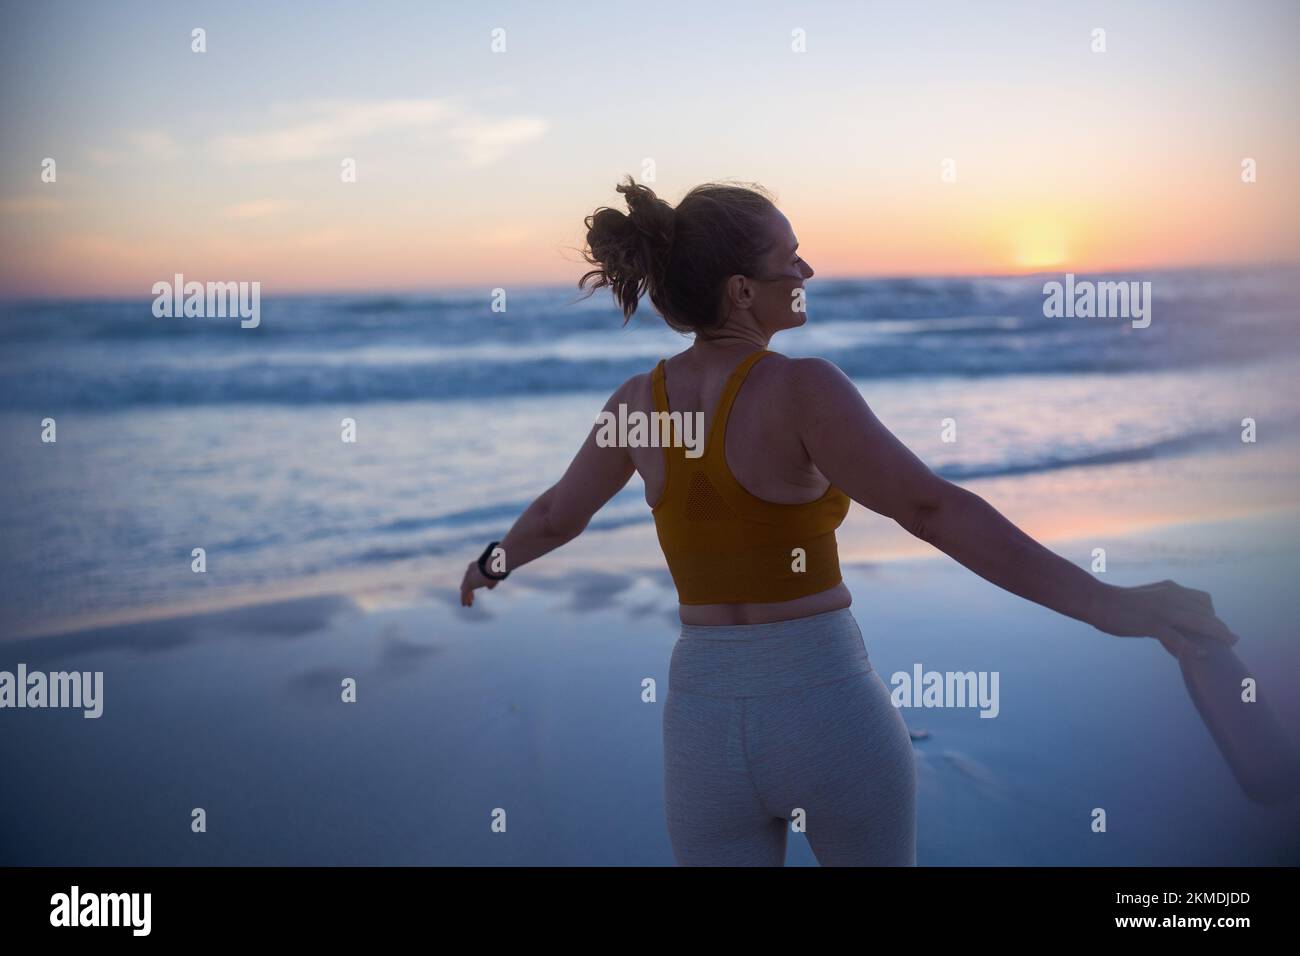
left=2, top=259, right=1297, bottom=306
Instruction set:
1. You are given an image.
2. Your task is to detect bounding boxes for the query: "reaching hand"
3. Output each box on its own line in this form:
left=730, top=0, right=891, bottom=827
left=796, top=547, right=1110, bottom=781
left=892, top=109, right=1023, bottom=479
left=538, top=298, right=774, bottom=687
left=1090, top=580, right=1240, bottom=660
left=459, top=562, right=500, bottom=607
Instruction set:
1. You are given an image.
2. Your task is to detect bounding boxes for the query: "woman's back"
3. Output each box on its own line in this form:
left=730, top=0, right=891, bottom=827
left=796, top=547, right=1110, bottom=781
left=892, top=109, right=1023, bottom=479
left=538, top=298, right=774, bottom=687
left=626, top=344, right=835, bottom=511
left=620, top=342, right=855, bottom=625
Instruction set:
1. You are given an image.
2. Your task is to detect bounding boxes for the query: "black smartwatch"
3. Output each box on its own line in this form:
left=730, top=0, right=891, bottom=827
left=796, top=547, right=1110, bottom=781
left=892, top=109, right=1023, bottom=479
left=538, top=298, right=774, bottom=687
left=477, top=540, right=510, bottom=580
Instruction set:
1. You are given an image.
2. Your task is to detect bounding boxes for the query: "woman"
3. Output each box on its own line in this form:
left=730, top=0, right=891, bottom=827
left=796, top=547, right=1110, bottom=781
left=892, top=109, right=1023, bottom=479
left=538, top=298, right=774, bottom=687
left=459, top=176, right=1239, bottom=866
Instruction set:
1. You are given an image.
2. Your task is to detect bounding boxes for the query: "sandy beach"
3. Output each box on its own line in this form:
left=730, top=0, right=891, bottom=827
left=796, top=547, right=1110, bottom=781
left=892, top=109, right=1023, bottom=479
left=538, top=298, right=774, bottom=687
left=3, top=502, right=1297, bottom=866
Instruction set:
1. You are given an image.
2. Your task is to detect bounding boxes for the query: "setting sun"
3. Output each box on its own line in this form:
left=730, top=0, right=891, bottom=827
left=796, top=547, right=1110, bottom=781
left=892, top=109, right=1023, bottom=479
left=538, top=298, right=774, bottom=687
left=1012, top=222, right=1070, bottom=271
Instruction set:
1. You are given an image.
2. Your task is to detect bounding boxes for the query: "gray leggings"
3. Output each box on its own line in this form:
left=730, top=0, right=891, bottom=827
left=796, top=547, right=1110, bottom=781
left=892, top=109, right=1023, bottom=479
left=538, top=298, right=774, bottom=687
left=663, top=607, right=916, bottom=865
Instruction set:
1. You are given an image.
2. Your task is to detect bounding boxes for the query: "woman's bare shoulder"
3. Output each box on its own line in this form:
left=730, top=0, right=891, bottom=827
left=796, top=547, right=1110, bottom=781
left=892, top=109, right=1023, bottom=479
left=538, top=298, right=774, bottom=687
left=758, top=351, right=856, bottom=398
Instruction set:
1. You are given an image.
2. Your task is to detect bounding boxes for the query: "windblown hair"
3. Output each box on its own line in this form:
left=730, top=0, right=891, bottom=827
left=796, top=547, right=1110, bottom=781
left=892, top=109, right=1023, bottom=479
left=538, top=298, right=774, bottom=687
left=577, top=176, right=778, bottom=335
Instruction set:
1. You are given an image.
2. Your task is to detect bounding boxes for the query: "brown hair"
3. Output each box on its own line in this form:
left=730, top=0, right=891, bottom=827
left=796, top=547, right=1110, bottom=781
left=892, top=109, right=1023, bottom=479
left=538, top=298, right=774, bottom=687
left=578, top=176, right=778, bottom=335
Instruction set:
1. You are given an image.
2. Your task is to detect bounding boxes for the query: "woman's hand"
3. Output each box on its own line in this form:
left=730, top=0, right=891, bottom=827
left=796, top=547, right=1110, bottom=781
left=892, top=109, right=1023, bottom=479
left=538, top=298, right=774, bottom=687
left=1090, top=580, right=1241, bottom=660
left=459, top=562, right=500, bottom=607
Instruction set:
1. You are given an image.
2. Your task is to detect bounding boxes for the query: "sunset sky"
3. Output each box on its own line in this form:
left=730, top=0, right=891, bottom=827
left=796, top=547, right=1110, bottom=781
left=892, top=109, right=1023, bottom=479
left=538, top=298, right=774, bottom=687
left=1, top=0, right=1297, bottom=297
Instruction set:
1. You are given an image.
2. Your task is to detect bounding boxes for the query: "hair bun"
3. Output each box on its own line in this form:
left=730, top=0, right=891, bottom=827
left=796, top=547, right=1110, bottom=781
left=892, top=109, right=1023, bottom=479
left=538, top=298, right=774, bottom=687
left=578, top=176, right=676, bottom=321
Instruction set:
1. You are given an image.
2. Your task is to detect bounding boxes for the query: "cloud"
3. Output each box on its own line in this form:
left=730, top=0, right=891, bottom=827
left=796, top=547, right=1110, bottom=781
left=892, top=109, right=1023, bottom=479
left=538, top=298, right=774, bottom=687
left=214, top=99, right=455, bottom=164
left=212, top=98, right=545, bottom=167
left=446, top=116, right=548, bottom=167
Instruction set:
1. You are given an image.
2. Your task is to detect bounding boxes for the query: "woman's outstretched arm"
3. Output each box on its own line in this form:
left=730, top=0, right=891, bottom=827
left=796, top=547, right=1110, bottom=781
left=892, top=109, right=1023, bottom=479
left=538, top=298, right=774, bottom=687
left=789, top=357, right=1239, bottom=660
left=459, top=378, right=638, bottom=605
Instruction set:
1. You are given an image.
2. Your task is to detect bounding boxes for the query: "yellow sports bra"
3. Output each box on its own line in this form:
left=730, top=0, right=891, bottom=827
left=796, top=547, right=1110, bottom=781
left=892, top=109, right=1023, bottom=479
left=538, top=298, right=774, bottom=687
left=650, top=349, right=851, bottom=605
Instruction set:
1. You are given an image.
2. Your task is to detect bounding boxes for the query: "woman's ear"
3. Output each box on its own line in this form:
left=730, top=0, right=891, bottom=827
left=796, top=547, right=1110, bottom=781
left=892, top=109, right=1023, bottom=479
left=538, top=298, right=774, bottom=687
left=725, top=274, right=753, bottom=309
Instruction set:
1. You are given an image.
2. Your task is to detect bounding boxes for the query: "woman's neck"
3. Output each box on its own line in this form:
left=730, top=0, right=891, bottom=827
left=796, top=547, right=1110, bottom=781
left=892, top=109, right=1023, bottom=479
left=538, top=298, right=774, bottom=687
left=691, top=324, right=769, bottom=353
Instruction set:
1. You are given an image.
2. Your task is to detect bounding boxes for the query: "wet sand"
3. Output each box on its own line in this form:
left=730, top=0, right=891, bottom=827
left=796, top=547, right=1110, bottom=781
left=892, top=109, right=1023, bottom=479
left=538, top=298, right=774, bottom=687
left=2, top=507, right=1297, bottom=865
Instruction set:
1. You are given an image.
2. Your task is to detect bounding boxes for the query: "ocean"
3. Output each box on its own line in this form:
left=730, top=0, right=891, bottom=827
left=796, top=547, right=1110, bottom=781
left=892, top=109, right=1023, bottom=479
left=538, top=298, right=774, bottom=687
left=2, top=265, right=1299, bottom=635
